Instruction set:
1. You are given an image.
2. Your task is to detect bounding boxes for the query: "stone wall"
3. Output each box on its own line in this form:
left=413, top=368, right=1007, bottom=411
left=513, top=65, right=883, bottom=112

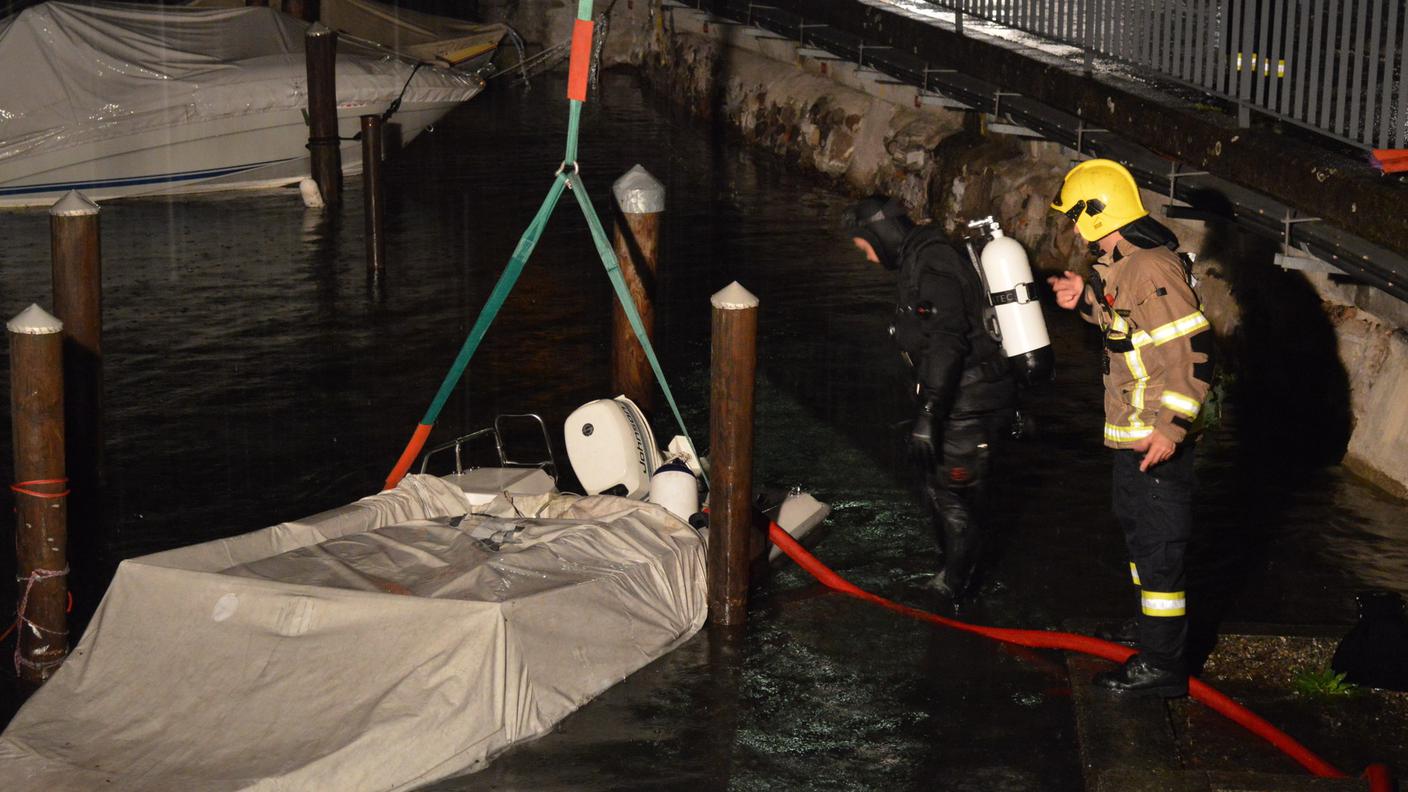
left=483, top=0, right=1408, bottom=497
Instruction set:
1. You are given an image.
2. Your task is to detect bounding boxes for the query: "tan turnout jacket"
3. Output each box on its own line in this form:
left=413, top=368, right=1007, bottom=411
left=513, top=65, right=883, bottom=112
left=1079, top=240, right=1214, bottom=449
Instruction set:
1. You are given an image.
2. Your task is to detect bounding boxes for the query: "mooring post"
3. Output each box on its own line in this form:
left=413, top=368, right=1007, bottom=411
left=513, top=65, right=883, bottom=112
left=49, top=191, right=100, bottom=612
left=7, top=305, right=70, bottom=685
left=285, top=0, right=318, bottom=23
left=610, top=165, right=665, bottom=410
left=305, top=23, right=340, bottom=207
left=707, top=282, right=758, bottom=626
left=361, top=114, right=386, bottom=279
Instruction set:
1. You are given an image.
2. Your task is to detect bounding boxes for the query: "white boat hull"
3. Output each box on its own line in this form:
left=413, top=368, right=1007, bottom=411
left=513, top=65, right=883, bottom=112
left=0, top=101, right=464, bottom=206
left=0, top=2, right=492, bottom=207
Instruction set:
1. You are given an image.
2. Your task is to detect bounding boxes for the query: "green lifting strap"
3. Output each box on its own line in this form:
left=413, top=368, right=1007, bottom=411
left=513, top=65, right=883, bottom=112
left=385, top=0, right=702, bottom=489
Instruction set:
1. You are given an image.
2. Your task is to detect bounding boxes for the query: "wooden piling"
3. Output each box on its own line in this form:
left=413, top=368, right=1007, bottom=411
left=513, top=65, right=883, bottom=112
left=610, top=165, right=665, bottom=411
left=361, top=114, right=386, bottom=279
left=7, top=305, right=69, bottom=685
left=707, top=282, right=759, bottom=626
left=305, top=23, right=340, bottom=207
left=285, top=0, right=318, bottom=23
left=49, top=191, right=100, bottom=612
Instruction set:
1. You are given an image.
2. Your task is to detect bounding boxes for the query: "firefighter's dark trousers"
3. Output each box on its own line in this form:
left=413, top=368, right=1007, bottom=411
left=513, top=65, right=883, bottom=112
left=1112, top=443, right=1196, bottom=673
left=922, top=410, right=1012, bottom=596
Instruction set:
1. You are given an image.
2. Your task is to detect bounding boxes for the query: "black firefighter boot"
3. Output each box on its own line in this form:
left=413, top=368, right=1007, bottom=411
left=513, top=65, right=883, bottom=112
left=1093, top=654, right=1188, bottom=698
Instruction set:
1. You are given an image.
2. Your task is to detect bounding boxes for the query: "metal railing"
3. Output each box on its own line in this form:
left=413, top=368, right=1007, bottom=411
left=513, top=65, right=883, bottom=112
left=916, top=0, right=1407, bottom=150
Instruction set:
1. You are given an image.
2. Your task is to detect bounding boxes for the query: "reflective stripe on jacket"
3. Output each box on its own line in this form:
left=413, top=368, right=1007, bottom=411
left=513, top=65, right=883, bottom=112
left=1079, top=240, right=1214, bottom=448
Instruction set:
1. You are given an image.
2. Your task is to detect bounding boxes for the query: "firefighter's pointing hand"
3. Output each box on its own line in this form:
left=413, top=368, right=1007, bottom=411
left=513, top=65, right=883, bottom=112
left=1048, top=271, right=1085, bottom=310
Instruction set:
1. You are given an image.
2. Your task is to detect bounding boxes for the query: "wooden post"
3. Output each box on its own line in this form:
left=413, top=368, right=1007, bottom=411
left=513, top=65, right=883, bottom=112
left=285, top=0, right=318, bottom=22
left=49, top=191, right=100, bottom=612
left=610, top=165, right=665, bottom=410
left=305, top=23, right=340, bottom=207
left=707, top=282, right=758, bottom=626
left=8, top=305, right=69, bottom=685
left=361, top=114, right=386, bottom=279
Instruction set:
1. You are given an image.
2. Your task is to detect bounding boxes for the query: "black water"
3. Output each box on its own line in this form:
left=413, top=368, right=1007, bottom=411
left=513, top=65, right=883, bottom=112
left=2, top=71, right=1406, bottom=788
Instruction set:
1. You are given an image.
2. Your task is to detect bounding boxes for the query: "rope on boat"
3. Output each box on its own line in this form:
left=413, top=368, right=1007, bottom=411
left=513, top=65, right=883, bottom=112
left=385, top=0, right=699, bottom=490
left=3, top=479, right=73, bottom=659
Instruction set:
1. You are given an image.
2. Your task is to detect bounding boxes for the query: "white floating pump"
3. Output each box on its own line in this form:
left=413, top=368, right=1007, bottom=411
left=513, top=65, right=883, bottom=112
left=966, top=216, right=1054, bottom=384
left=564, top=396, right=662, bottom=499
left=648, top=458, right=700, bottom=524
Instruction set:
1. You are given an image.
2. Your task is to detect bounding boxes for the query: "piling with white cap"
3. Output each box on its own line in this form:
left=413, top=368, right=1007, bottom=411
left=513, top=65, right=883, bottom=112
left=7, top=305, right=70, bottom=684
left=362, top=114, right=386, bottom=282
left=49, top=191, right=101, bottom=616
left=305, top=22, right=340, bottom=207
left=707, top=281, right=759, bottom=626
left=611, top=165, right=666, bottom=411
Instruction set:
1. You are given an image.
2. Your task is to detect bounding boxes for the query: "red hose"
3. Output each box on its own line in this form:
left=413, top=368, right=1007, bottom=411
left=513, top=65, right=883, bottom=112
left=766, top=523, right=1394, bottom=790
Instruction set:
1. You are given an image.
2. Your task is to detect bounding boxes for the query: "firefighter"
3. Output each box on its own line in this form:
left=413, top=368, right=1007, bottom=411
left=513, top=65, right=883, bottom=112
left=1048, top=159, right=1214, bottom=697
left=848, top=196, right=1016, bottom=600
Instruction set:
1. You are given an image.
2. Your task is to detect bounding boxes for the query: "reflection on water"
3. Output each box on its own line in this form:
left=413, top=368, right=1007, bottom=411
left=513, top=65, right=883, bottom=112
left=1, top=71, right=1405, bottom=786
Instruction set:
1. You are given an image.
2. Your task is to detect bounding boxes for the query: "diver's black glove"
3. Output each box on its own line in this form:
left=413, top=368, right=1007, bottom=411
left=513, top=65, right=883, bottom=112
left=909, top=399, right=939, bottom=469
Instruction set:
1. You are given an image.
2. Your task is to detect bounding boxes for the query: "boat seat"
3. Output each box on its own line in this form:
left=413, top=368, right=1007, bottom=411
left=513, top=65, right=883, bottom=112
left=444, top=467, right=556, bottom=507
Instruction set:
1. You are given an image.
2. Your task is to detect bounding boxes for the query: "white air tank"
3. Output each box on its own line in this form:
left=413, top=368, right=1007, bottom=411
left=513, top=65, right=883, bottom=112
left=980, top=227, right=1054, bottom=384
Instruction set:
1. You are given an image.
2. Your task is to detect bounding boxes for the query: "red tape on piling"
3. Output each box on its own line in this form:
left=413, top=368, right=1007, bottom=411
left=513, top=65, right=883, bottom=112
left=566, top=19, right=595, bottom=102
left=10, top=478, right=69, bottom=499
left=384, top=424, right=434, bottom=490
left=766, top=523, right=1392, bottom=789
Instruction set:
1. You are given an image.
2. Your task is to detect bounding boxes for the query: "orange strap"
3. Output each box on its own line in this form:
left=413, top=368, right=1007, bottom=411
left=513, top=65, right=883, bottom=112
left=566, top=19, right=595, bottom=102
left=384, top=424, right=434, bottom=490
left=10, top=478, right=70, bottom=499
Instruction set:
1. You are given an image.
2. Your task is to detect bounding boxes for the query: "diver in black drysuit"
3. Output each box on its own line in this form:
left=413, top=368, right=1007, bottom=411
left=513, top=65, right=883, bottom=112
left=849, top=197, right=1016, bottom=599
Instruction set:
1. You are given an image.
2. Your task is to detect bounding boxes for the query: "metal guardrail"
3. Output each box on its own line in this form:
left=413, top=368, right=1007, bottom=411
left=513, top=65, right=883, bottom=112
left=667, top=0, right=1408, bottom=301
left=918, top=0, right=1407, bottom=151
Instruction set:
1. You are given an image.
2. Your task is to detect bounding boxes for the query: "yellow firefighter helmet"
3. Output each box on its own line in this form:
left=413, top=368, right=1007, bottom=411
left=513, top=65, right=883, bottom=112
left=1051, top=159, right=1148, bottom=242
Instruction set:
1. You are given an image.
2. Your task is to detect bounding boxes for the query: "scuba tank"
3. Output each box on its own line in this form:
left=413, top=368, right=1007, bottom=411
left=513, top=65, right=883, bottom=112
left=964, top=216, right=1055, bottom=385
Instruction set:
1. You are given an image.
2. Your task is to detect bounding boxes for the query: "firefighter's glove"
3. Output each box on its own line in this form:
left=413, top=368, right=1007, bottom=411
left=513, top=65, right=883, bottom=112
left=909, top=399, right=939, bottom=469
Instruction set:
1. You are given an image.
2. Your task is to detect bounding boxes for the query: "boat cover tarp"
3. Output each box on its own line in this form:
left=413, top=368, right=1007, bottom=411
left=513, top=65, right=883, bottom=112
left=0, top=475, right=707, bottom=791
left=190, top=0, right=509, bottom=68
left=0, top=2, right=479, bottom=167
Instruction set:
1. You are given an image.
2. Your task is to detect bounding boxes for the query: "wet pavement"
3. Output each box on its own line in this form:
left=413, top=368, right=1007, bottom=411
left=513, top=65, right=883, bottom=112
left=1, top=70, right=1406, bottom=788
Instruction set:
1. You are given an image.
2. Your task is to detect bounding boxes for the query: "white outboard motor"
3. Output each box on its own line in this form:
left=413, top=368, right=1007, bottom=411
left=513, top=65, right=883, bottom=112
left=966, top=216, right=1054, bottom=384
left=564, top=396, right=662, bottom=498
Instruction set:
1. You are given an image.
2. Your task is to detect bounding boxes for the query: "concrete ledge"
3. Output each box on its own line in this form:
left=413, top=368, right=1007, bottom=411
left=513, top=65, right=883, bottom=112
left=1343, top=330, right=1408, bottom=499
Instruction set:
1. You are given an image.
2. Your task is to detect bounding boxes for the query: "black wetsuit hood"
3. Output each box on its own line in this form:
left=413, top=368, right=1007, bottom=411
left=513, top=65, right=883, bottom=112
left=848, top=195, right=914, bottom=270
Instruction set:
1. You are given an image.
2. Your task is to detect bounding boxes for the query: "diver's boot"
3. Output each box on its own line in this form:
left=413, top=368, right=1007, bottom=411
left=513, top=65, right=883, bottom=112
left=923, top=570, right=961, bottom=597
left=1093, top=654, right=1187, bottom=698
left=1094, top=617, right=1140, bottom=646
left=931, top=505, right=979, bottom=600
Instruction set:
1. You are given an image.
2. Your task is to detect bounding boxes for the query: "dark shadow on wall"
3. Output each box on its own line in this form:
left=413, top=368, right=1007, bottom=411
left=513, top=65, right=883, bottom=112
left=1181, top=188, right=1354, bottom=669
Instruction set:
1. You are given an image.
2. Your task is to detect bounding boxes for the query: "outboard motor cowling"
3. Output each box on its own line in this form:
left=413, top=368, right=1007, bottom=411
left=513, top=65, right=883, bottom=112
left=564, top=396, right=662, bottom=499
